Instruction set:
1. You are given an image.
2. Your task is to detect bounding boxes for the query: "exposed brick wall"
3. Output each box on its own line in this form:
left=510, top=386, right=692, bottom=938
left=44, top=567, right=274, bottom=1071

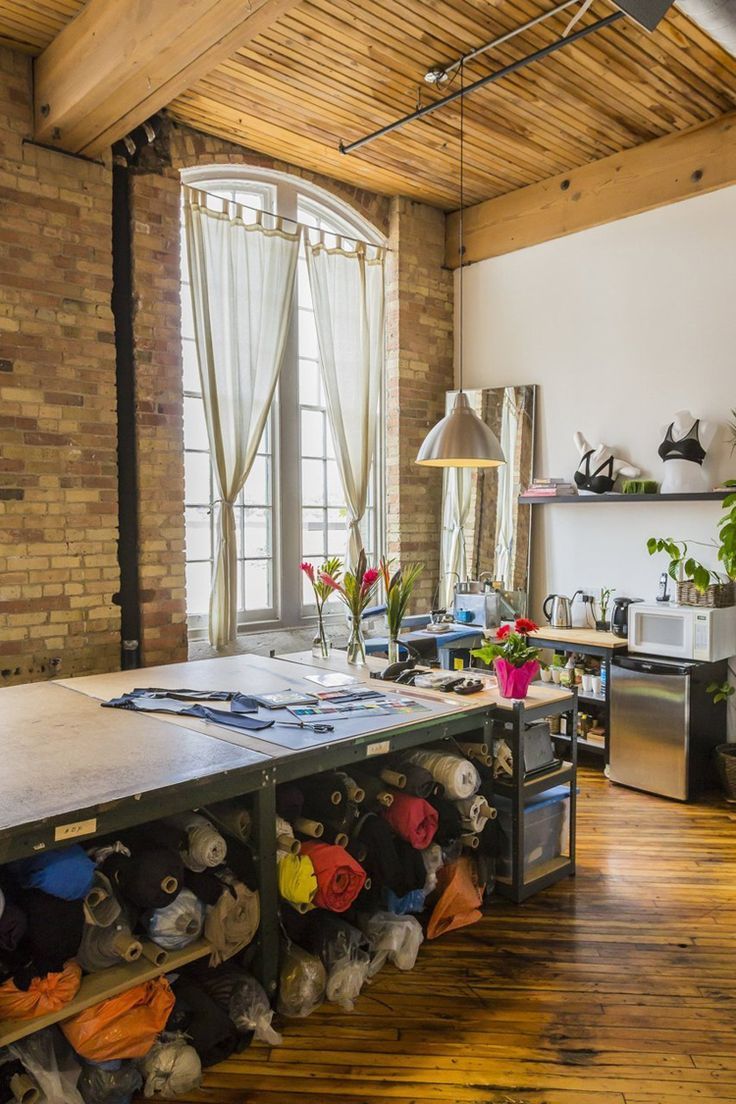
left=0, top=47, right=120, bottom=686
left=386, top=197, right=454, bottom=610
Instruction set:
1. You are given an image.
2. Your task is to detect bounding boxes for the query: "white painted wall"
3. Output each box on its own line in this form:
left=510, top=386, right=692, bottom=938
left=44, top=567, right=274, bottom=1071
left=459, top=185, right=736, bottom=621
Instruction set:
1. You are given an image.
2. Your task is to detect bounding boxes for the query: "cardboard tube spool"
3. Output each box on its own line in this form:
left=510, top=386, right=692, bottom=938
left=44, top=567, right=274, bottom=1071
left=376, top=790, right=394, bottom=807
left=112, top=932, right=142, bottom=962
left=10, top=1075, right=40, bottom=1104
left=364, top=877, right=372, bottom=891
left=329, top=789, right=343, bottom=806
left=294, top=901, right=312, bottom=914
left=294, top=817, right=324, bottom=839
left=353, top=843, right=368, bottom=863
left=345, top=782, right=365, bottom=804
left=161, top=875, right=178, bottom=895
left=277, top=833, right=300, bottom=855
left=379, top=768, right=406, bottom=789
left=333, top=832, right=349, bottom=848
left=462, top=833, right=480, bottom=850
left=85, top=885, right=105, bottom=910
left=479, top=802, right=497, bottom=821
left=140, top=942, right=169, bottom=967
left=458, top=741, right=489, bottom=759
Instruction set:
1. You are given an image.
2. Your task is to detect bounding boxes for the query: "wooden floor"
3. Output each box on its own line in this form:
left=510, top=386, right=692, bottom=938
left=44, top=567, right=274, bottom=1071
left=165, top=767, right=736, bottom=1104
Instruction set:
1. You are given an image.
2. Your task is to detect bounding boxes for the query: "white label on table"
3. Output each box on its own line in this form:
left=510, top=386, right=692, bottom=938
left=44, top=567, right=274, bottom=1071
left=55, top=818, right=97, bottom=842
left=366, top=740, right=391, bottom=757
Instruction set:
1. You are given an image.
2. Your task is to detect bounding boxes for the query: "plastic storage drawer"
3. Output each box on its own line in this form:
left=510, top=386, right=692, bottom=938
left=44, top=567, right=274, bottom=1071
left=494, top=785, right=569, bottom=881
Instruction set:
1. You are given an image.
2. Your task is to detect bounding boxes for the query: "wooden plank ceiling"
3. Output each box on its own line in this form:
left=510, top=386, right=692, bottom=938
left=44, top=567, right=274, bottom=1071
left=0, top=0, right=735, bottom=208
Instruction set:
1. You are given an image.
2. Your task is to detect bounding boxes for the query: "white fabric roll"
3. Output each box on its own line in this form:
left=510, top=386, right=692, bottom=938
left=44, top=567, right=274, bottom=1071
left=146, top=888, right=205, bottom=950
left=405, top=749, right=480, bottom=800
left=455, top=794, right=489, bottom=834
left=167, top=813, right=227, bottom=872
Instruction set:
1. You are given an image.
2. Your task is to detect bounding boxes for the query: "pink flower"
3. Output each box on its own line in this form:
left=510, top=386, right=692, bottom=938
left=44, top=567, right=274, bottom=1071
left=496, top=624, right=512, bottom=640
left=515, top=617, right=539, bottom=634
left=319, top=572, right=341, bottom=592
left=300, top=561, right=315, bottom=582
left=362, top=568, right=380, bottom=590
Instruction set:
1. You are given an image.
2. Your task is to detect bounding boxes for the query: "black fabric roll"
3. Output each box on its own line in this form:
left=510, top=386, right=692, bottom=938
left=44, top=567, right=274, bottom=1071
left=393, top=837, right=427, bottom=893
left=101, top=845, right=184, bottom=911
left=321, top=801, right=360, bottom=845
left=186, top=960, right=250, bottom=1016
left=299, top=773, right=348, bottom=820
left=427, top=794, right=463, bottom=846
left=124, top=821, right=187, bottom=855
left=167, top=976, right=245, bottom=1067
left=348, top=771, right=393, bottom=811
left=390, top=761, right=436, bottom=799
left=294, top=910, right=371, bottom=970
left=0, top=901, right=27, bottom=954
left=352, top=814, right=409, bottom=895
left=275, top=784, right=303, bottom=822
left=183, top=867, right=228, bottom=906
left=17, top=888, right=83, bottom=976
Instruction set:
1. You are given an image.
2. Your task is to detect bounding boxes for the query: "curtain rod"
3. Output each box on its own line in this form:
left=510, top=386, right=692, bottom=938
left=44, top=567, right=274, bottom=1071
left=185, top=183, right=389, bottom=253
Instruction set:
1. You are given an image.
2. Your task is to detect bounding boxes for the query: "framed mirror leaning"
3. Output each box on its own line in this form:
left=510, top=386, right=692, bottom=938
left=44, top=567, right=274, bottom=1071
left=439, top=386, right=536, bottom=619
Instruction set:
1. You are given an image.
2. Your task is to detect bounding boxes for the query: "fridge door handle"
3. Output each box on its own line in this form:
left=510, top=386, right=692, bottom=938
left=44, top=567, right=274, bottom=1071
left=613, top=656, right=689, bottom=676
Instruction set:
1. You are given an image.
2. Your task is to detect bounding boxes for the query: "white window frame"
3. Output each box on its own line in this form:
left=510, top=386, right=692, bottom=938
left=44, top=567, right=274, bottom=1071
left=181, top=166, right=387, bottom=635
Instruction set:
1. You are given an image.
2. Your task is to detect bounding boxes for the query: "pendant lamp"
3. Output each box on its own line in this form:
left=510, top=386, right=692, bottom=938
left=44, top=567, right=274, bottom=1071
left=416, top=63, right=505, bottom=470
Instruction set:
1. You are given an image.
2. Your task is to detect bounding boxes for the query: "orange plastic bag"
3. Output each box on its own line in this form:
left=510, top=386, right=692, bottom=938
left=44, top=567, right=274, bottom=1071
left=0, top=960, right=81, bottom=1020
left=61, top=976, right=174, bottom=1060
left=426, top=856, right=483, bottom=940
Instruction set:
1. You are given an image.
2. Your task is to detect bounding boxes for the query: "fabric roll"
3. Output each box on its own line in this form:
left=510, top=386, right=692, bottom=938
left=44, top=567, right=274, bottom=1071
left=352, top=814, right=404, bottom=893
left=205, top=799, right=252, bottom=842
left=204, top=873, right=259, bottom=967
left=229, top=974, right=282, bottom=1045
left=0, top=887, right=5, bottom=922
left=299, top=842, right=366, bottom=913
left=348, top=771, right=394, bottom=811
left=275, top=816, right=297, bottom=854
left=77, top=920, right=141, bottom=973
left=78, top=1059, right=143, bottom=1104
left=296, top=911, right=371, bottom=1011
left=300, top=773, right=348, bottom=820
left=277, top=941, right=326, bottom=1019
left=275, top=783, right=304, bottom=823
left=0, top=901, right=27, bottom=954
left=385, top=887, right=426, bottom=914
left=83, top=871, right=121, bottom=929
left=62, top=977, right=174, bottom=1061
left=166, top=813, right=227, bottom=873
left=277, top=853, right=317, bottom=909
left=167, top=976, right=243, bottom=1067
left=426, top=856, right=484, bottom=940
left=455, top=794, right=491, bottom=834
left=102, top=845, right=183, bottom=912
left=381, top=792, right=438, bottom=850
left=0, top=961, right=81, bottom=1021
left=8, top=846, right=95, bottom=901
left=139, top=1034, right=202, bottom=1099
left=421, top=843, right=444, bottom=895
left=405, top=749, right=480, bottom=801
left=321, top=801, right=360, bottom=845
left=0, top=1059, right=37, bottom=1104
left=390, top=761, right=436, bottom=799
left=145, top=888, right=204, bottom=951
left=183, top=867, right=226, bottom=907
left=18, top=890, right=84, bottom=976
left=427, top=794, right=463, bottom=846
left=358, top=911, right=424, bottom=974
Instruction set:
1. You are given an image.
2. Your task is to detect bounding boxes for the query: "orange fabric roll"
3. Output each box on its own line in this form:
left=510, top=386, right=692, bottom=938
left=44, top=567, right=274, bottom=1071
left=61, top=976, right=175, bottom=1060
left=0, top=960, right=81, bottom=1020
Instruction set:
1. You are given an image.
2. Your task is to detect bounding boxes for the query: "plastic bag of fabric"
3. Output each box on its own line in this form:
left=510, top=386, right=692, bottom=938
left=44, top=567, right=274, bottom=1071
left=145, top=889, right=204, bottom=951
left=139, top=1034, right=202, bottom=1098
left=0, top=961, right=81, bottom=1021
left=426, top=856, right=484, bottom=940
left=358, top=911, right=424, bottom=976
left=421, top=843, right=444, bottom=895
left=299, top=915, right=371, bottom=1012
left=9, top=1028, right=84, bottom=1104
left=61, top=978, right=175, bottom=1061
left=277, top=942, right=326, bottom=1019
left=77, top=1059, right=142, bottom=1104
left=228, top=975, right=282, bottom=1046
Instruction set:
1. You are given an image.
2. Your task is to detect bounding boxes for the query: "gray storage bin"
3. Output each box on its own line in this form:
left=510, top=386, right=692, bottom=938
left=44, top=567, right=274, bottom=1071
left=494, top=785, right=569, bottom=881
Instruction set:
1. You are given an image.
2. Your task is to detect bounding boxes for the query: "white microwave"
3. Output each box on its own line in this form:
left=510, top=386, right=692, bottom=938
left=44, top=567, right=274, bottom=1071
left=628, top=603, right=736, bottom=662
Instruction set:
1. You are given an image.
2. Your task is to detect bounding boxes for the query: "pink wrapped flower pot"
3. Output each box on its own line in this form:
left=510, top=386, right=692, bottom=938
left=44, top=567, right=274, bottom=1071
left=493, top=658, right=540, bottom=699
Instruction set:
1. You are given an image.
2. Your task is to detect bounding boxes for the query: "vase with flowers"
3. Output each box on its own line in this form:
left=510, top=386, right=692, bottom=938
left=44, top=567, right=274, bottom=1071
left=379, top=558, right=424, bottom=664
left=471, top=617, right=541, bottom=699
left=300, top=556, right=342, bottom=659
left=319, top=550, right=380, bottom=666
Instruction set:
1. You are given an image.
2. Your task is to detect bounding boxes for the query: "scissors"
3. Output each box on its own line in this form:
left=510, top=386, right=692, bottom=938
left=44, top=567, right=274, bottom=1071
left=276, top=719, right=335, bottom=734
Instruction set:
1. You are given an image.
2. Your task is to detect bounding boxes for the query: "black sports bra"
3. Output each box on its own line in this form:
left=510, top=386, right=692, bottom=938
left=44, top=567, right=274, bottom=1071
left=658, top=420, right=706, bottom=465
left=574, top=450, right=615, bottom=495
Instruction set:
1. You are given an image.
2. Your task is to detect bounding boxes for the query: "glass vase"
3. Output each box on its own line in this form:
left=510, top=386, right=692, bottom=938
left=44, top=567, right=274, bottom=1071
left=388, top=637, right=401, bottom=665
left=311, top=615, right=331, bottom=660
left=346, top=614, right=367, bottom=666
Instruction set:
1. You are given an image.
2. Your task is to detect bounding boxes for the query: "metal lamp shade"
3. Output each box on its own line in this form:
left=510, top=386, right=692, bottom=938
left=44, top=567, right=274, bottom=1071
left=416, top=391, right=506, bottom=468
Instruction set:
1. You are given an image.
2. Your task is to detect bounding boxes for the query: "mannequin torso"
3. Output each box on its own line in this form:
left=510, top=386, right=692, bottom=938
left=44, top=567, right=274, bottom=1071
left=573, top=432, right=641, bottom=495
left=659, top=410, right=716, bottom=493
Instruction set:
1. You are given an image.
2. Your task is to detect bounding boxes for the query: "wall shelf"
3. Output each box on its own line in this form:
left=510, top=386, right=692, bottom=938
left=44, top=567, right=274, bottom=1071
left=519, top=491, right=730, bottom=504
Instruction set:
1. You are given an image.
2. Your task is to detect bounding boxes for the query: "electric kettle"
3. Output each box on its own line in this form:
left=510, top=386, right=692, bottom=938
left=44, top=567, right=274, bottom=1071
left=542, top=593, right=573, bottom=629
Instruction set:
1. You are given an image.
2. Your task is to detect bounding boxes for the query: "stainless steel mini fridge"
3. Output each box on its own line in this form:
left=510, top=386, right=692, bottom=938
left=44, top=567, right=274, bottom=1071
left=609, top=654, right=727, bottom=800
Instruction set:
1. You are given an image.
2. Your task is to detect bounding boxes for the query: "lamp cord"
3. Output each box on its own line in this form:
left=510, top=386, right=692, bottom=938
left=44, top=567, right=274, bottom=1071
left=458, top=60, right=464, bottom=396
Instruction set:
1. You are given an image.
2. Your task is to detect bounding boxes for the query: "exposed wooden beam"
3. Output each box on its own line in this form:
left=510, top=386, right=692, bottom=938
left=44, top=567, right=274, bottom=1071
left=446, top=111, right=736, bottom=267
left=33, top=0, right=300, bottom=157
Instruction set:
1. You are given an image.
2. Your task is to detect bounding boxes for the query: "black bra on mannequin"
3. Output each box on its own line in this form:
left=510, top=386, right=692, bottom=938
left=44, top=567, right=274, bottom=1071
left=574, top=451, right=615, bottom=494
left=658, top=420, right=706, bottom=465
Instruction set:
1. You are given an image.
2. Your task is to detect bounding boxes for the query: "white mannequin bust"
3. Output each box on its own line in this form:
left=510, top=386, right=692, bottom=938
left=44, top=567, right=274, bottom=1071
left=573, top=432, right=641, bottom=495
left=659, top=410, right=716, bottom=494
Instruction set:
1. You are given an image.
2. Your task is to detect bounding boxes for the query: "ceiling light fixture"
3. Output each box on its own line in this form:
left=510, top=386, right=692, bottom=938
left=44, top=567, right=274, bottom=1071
left=416, top=63, right=505, bottom=470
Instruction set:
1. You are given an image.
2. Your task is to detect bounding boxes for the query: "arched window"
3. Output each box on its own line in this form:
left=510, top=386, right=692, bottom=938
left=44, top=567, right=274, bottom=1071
left=180, top=167, right=386, bottom=633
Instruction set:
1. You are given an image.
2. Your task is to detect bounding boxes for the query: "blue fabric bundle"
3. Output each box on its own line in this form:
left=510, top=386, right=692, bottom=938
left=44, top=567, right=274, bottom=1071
left=9, top=845, right=95, bottom=901
left=384, top=888, right=426, bottom=915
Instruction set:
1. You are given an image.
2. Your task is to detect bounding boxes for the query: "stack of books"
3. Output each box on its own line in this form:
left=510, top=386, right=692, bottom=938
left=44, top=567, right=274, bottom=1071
left=523, top=478, right=577, bottom=498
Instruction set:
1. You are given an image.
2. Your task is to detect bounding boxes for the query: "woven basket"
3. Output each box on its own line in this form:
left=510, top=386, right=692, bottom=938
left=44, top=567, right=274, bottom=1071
left=715, top=745, right=736, bottom=802
left=676, top=580, right=735, bottom=608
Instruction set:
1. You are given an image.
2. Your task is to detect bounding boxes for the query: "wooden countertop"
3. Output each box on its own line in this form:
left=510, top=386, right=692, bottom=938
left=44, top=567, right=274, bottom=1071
left=529, top=627, right=627, bottom=651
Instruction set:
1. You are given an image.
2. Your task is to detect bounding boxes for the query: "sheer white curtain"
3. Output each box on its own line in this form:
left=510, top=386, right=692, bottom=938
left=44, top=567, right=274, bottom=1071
left=440, top=467, right=472, bottom=607
left=304, top=235, right=384, bottom=570
left=184, top=187, right=300, bottom=647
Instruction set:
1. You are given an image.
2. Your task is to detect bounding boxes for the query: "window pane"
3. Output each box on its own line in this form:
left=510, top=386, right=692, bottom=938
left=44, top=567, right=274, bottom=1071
left=302, top=509, right=325, bottom=556
left=244, top=507, right=270, bottom=558
left=183, top=339, right=200, bottom=393
left=243, top=455, right=269, bottom=506
left=301, top=410, right=324, bottom=458
left=299, top=360, right=321, bottom=407
left=244, top=560, right=270, bottom=609
left=235, top=506, right=244, bottom=561
left=181, top=285, right=195, bottom=341
left=184, top=396, right=209, bottom=451
left=326, top=460, right=343, bottom=507
left=327, top=507, right=347, bottom=558
left=185, top=507, right=211, bottom=560
left=186, top=561, right=211, bottom=615
left=299, top=310, right=320, bottom=360
left=301, top=459, right=325, bottom=505
left=185, top=452, right=211, bottom=505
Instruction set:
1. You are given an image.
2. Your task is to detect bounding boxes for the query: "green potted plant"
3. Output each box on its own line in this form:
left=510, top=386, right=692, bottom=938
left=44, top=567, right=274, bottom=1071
left=379, top=558, right=424, bottom=664
left=647, top=482, right=736, bottom=607
left=471, top=617, right=540, bottom=699
left=595, top=587, right=614, bottom=631
left=300, top=556, right=342, bottom=659
left=319, top=550, right=380, bottom=666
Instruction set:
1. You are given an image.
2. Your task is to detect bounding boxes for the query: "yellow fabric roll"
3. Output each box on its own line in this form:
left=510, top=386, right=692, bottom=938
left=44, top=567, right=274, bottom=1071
left=277, top=853, right=317, bottom=907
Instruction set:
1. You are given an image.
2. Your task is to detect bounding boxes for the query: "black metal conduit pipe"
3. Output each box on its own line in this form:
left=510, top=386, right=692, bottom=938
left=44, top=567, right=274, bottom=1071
left=111, top=162, right=142, bottom=670
left=339, top=10, right=624, bottom=155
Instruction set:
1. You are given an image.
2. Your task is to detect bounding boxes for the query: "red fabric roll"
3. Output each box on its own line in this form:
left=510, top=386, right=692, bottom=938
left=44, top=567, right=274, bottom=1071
left=380, top=791, right=439, bottom=850
left=299, top=842, right=366, bottom=913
